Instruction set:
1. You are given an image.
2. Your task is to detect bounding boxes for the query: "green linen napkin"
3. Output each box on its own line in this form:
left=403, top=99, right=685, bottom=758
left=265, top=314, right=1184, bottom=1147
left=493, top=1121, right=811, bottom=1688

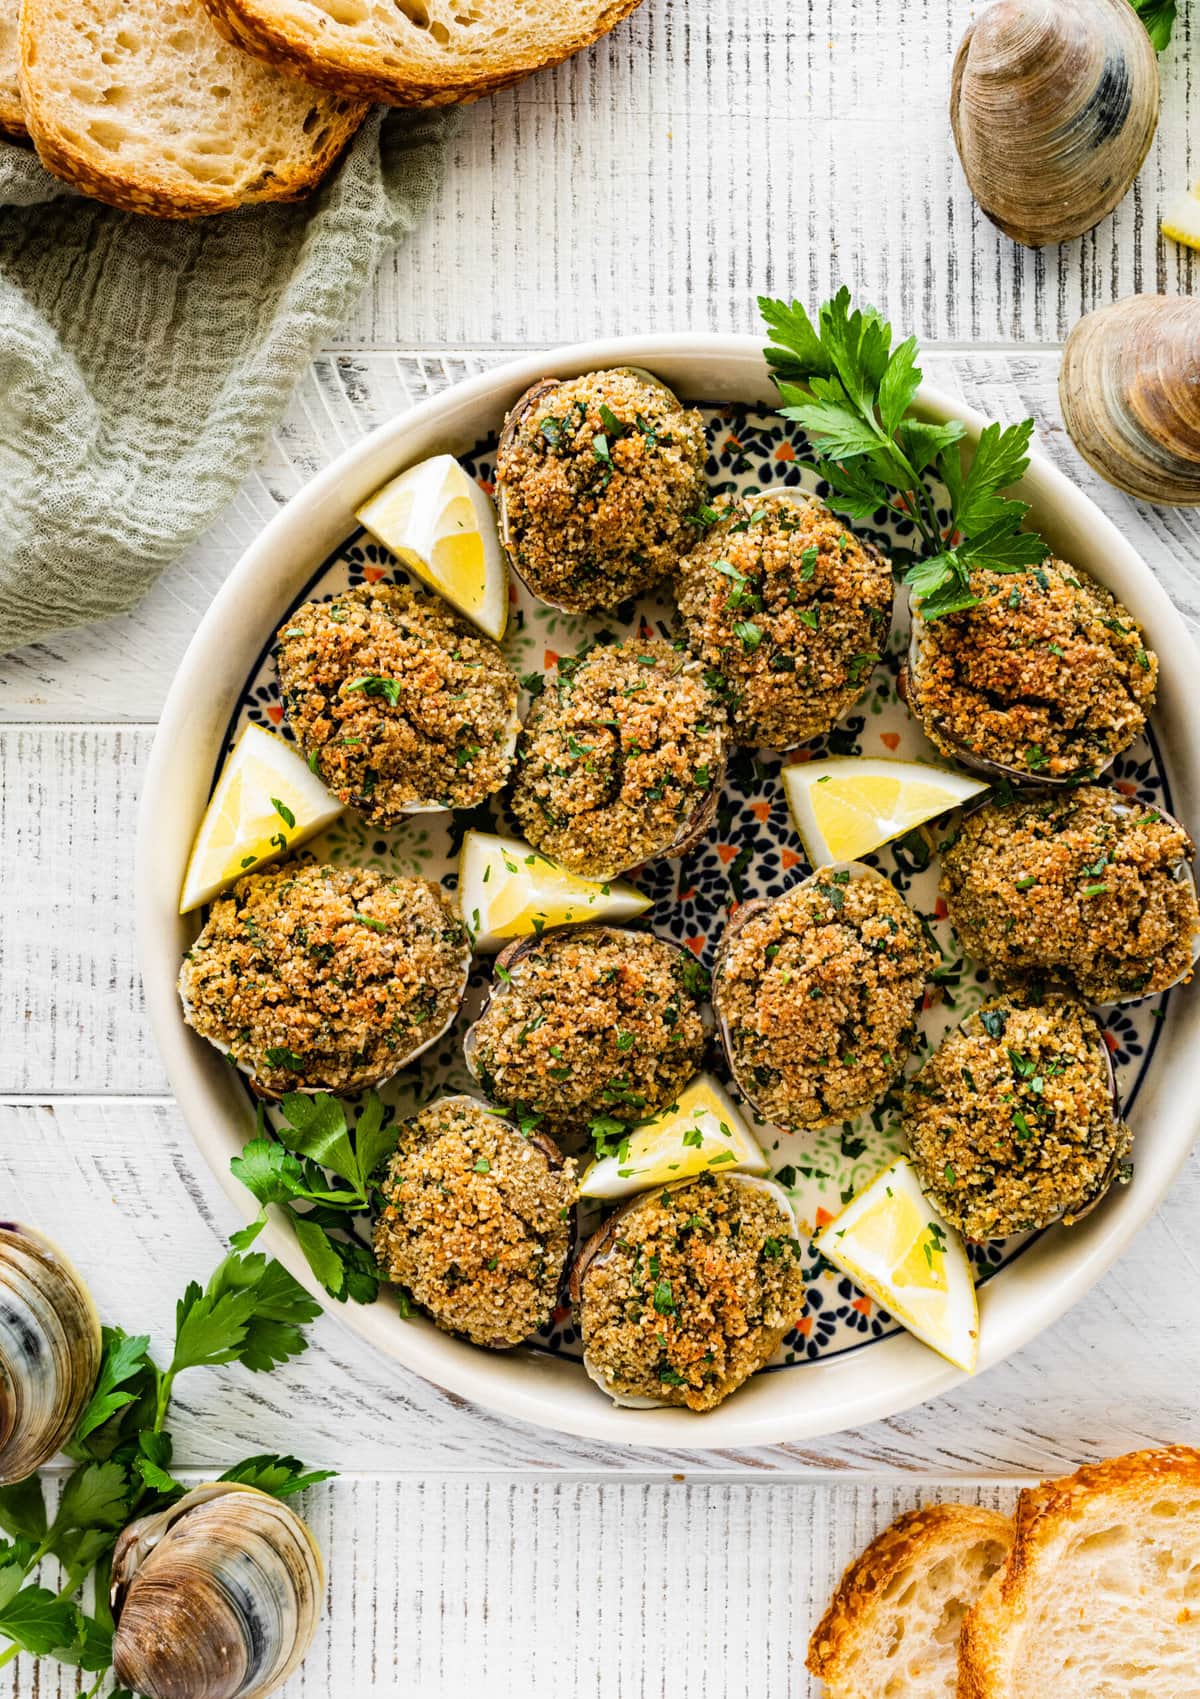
left=0, top=107, right=454, bottom=652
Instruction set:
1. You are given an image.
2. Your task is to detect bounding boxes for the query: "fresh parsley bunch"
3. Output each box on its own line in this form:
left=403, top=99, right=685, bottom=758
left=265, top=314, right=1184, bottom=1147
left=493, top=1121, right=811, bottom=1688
left=0, top=1246, right=331, bottom=1695
left=232, top=1091, right=396, bottom=1305
left=759, top=288, right=1050, bottom=619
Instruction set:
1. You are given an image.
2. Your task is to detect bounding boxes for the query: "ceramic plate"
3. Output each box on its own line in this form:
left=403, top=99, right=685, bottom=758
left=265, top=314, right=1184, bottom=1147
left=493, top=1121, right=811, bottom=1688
left=136, top=336, right=1200, bottom=1446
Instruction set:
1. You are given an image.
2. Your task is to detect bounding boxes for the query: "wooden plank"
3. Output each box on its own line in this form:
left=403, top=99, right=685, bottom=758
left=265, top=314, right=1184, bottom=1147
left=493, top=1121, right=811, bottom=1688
left=2, top=1100, right=1198, bottom=1476
left=2, top=349, right=1198, bottom=722
left=1, top=1477, right=1019, bottom=1699
left=348, top=0, right=1198, bottom=351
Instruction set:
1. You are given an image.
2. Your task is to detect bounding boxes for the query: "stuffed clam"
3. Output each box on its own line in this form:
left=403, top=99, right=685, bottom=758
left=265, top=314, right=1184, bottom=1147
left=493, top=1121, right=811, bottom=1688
left=904, top=993, right=1129, bottom=1239
left=0, top=1223, right=101, bottom=1485
left=493, top=367, right=708, bottom=613
left=569, top=1171, right=805, bottom=1412
left=178, top=860, right=471, bottom=1097
left=940, top=786, right=1200, bottom=1004
left=951, top=0, right=1159, bottom=248
left=464, top=925, right=709, bottom=1135
left=111, top=1482, right=324, bottom=1699
left=712, top=863, right=934, bottom=1130
left=904, top=557, right=1157, bottom=785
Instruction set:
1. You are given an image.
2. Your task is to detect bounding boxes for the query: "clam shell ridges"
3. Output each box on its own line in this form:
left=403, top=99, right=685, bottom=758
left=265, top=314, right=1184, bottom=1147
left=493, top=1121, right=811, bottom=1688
left=0, top=1223, right=101, bottom=1486
left=1060, top=295, right=1200, bottom=507
left=951, top=0, right=1159, bottom=248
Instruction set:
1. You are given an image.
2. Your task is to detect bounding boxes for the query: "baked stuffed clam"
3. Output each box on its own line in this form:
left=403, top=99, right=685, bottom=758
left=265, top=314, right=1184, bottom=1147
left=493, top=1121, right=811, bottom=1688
left=493, top=368, right=708, bottom=613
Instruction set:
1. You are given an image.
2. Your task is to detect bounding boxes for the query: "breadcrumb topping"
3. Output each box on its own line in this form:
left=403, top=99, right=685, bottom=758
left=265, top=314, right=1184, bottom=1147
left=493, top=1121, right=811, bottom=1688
left=374, top=1096, right=575, bottom=1349
left=674, top=492, right=892, bottom=748
left=277, top=582, right=518, bottom=823
left=495, top=369, right=708, bottom=612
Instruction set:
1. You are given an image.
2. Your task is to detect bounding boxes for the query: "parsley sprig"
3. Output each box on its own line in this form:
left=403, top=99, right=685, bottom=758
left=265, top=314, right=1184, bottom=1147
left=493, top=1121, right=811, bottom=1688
left=759, top=288, right=1050, bottom=619
left=231, top=1091, right=395, bottom=1304
left=0, top=1246, right=329, bottom=1691
left=1130, top=0, right=1176, bottom=52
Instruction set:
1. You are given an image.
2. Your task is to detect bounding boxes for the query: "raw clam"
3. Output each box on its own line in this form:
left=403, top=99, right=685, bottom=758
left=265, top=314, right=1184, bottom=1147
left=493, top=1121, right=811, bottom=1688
left=712, top=862, right=932, bottom=1129
left=111, top=1483, right=324, bottom=1699
left=1059, top=295, right=1200, bottom=506
left=0, top=1223, right=101, bottom=1485
left=494, top=367, right=706, bottom=614
left=568, top=1173, right=801, bottom=1409
left=951, top=0, right=1159, bottom=248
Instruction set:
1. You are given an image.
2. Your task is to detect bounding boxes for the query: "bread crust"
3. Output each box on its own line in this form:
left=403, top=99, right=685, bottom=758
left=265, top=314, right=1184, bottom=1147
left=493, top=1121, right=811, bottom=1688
left=19, top=0, right=368, bottom=217
left=958, top=1446, right=1200, bottom=1699
left=201, top=0, right=647, bottom=107
left=807, top=1502, right=1014, bottom=1691
left=0, top=101, right=27, bottom=141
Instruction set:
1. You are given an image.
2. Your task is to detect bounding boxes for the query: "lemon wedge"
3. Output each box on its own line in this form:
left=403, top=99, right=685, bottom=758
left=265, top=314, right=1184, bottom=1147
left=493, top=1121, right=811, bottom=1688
left=1162, top=188, right=1200, bottom=251
left=355, top=454, right=508, bottom=641
left=180, top=723, right=344, bottom=913
left=783, top=756, right=987, bottom=864
left=458, top=830, right=651, bottom=954
left=814, top=1156, right=978, bottom=1372
left=580, top=1074, right=769, bottom=1199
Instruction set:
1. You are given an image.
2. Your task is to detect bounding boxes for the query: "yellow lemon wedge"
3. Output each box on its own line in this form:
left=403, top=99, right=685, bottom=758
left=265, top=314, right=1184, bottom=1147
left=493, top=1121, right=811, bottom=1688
left=1162, top=188, right=1200, bottom=251
left=814, top=1156, right=979, bottom=1372
left=783, top=756, right=987, bottom=864
left=458, top=830, right=651, bottom=954
left=355, top=453, right=508, bottom=641
left=179, top=723, right=344, bottom=913
left=580, top=1074, right=769, bottom=1200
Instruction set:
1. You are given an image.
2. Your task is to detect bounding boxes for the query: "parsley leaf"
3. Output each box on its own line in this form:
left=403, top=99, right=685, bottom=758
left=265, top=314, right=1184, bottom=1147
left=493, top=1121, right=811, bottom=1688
left=1129, top=0, right=1176, bottom=51
left=218, top=1454, right=337, bottom=1500
left=73, top=1329, right=152, bottom=1442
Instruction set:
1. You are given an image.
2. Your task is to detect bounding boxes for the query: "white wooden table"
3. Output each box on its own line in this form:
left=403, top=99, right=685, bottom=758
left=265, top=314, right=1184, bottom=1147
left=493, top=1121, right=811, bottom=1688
left=5, top=2, right=1200, bottom=1692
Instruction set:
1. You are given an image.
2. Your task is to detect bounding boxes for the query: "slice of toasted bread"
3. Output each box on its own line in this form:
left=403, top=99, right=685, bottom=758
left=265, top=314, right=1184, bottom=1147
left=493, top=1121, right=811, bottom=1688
left=959, top=1447, right=1200, bottom=1699
left=0, top=0, right=25, bottom=138
left=200, top=0, right=646, bottom=107
left=807, top=1502, right=1013, bottom=1699
left=19, top=0, right=368, bottom=217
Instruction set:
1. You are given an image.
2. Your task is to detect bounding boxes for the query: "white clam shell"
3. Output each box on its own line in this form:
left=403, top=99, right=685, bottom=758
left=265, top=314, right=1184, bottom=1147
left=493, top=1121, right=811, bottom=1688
left=0, top=1223, right=101, bottom=1486
left=111, top=1482, right=325, bottom=1699
left=951, top=0, right=1159, bottom=248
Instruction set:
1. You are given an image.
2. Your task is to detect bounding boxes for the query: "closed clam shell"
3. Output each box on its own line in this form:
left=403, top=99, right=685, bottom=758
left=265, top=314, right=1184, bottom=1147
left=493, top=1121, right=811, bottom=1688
left=951, top=0, right=1159, bottom=248
left=0, top=1223, right=101, bottom=1486
left=111, top=1482, right=324, bottom=1699
left=1060, top=295, right=1200, bottom=506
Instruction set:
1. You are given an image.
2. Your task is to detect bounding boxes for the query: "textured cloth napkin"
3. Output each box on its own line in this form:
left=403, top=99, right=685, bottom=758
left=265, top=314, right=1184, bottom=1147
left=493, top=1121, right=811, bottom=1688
left=0, top=108, right=454, bottom=652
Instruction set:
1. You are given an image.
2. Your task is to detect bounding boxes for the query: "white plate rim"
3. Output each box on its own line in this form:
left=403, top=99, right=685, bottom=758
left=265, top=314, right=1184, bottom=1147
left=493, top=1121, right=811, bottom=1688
left=135, top=331, right=1200, bottom=1448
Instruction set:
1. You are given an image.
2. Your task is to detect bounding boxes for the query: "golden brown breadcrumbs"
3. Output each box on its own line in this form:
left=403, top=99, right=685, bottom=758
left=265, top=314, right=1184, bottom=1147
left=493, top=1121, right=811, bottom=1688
left=495, top=368, right=707, bottom=612
left=510, top=636, right=727, bottom=880
left=276, top=582, right=518, bottom=824
left=571, top=1172, right=805, bottom=1411
left=908, top=558, right=1156, bottom=779
left=178, top=861, right=469, bottom=1096
left=673, top=492, right=892, bottom=748
left=713, top=870, right=934, bottom=1129
left=373, top=1096, right=575, bottom=1349
left=941, top=787, right=1199, bottom=1003
left=903, top=994, right=1129, bottom=1240
left=466, top=926, right=709, bottom=1132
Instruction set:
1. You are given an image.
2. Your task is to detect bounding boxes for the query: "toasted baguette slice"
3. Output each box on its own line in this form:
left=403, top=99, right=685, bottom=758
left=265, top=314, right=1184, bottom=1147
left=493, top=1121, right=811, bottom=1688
left=807, top=1502, right=1013, bottom=1699
left=0, top=0, right=25, bottom=138
left=201, top=0, right=646, bottom=107
left=20, top=0, right=368, bottom=217
left=960, top=1447, right=1200, bottom=1699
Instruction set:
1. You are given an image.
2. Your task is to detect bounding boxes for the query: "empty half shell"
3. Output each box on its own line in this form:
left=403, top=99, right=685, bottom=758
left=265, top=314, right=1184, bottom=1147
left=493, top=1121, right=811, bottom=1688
left=0, top=1223, right=101, bottom=1486
left=951, top=0, right=1159, bottom=248
left=1060, top=295, right=1200, bottom=506
left=111, top=1483, right=325, bottom=1699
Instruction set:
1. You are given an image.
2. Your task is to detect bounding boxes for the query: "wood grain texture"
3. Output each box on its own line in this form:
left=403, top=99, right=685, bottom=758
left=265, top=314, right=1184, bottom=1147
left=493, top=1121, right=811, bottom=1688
left=2, top=349, right=1199, bottom=722
left=1, top=1478, right=1018, bottom=1699
left=2, top=1100, right=1199, bottom=1476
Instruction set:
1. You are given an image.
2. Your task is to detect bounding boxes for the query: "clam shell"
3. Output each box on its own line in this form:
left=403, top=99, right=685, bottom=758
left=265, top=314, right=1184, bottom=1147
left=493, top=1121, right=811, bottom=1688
left=495, top=367, right=695, bottom=614
left=951, top=0, right=1159, bottom=248
left=569, top=1175, right=798, bottom=1409
left=0, top=1223, right=101, bottom=1486
left=1059, top=295, right=1200, bottom=507
left=111, top=1483, right=324, bottom=1699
